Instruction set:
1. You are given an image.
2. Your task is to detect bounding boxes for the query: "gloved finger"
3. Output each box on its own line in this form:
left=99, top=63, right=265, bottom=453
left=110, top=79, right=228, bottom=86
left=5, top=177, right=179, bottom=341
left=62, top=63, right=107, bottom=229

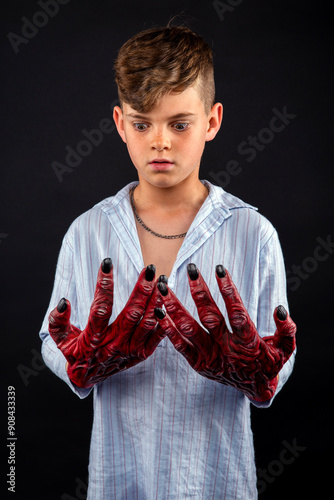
left=112, top=265, right=157, bottom=334
left=154, top=307, right=219, bottom=372
left=157, top=280, right=215, bottom=355
left=186, top=263, right=226, bottom=339
left=215, top=265, right=258, bottom=345
left=48, top=298, right=72, bottom=345
left=143, top=322, right=166, bottom=358
left=48, top=298, right=81, bottom=361
left=154, top=307, right=203, bottom=367
left=270, top=306, right=297, bottom=362
left=129, top=283, right=166, bottom=357
left=84, top=258, right=114, bottom=348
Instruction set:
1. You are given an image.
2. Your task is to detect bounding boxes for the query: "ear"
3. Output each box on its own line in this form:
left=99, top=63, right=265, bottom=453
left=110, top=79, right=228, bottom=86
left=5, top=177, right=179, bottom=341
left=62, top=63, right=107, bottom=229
left=205, top=103, right=223, bottom=142
left=113, top=105, right=127, bottom=143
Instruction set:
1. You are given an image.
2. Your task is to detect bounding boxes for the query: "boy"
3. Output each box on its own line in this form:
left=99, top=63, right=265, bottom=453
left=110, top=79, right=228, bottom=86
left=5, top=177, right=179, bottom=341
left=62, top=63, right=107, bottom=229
left=40, top=24, right=296, bottom=499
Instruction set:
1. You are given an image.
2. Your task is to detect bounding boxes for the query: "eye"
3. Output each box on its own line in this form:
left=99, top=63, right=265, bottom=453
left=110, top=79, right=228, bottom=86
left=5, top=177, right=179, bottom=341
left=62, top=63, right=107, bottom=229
left=134, top=123, right=148, bottom=132
left=173, top=123, right=189, bottom=131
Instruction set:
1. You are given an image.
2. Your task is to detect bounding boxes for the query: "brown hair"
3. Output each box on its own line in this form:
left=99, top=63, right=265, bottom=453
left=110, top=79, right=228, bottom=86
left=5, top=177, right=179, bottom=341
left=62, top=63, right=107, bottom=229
left=114, top=23, right=215, bottom=114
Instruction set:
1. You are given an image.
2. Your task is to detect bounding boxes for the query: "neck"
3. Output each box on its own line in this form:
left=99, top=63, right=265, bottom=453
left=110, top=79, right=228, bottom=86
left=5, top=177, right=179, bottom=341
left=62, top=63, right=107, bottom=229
left=134, top=176, right=209, bottom=213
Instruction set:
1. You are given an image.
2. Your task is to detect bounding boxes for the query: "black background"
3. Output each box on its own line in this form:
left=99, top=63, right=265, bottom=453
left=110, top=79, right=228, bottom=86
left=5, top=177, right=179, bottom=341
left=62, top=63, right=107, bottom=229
left=1, top=1, right=333, bottom=499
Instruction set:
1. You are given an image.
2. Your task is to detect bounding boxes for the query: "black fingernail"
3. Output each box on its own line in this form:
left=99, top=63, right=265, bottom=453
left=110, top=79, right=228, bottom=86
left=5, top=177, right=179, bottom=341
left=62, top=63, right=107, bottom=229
left=145, top=264, right=156, bottom=281
left=187, top=263, right=198, bottom=280
left=277, top=305, right=287, bottom=321
left=57, top=298, right=67, bottom=313
left=157, top=281, right=168, bottom=296
left=158, top=275, right=168, bottom=284
left=154, top=307, right=166, bottom=319
left=102, top=258, right=112, bottom=273
left=216, top=265, right=226, bottom=278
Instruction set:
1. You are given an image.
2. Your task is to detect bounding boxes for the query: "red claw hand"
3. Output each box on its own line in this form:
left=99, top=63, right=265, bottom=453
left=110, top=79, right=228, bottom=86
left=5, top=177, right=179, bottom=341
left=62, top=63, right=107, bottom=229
left=48, top=259, right=165, bottom=388
left=155, top=264, right=296, bottom=402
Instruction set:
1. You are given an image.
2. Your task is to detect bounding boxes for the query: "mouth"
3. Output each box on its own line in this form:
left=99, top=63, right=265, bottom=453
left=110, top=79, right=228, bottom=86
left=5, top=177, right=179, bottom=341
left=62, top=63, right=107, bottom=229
left=149, top=159, right=174, bottom=171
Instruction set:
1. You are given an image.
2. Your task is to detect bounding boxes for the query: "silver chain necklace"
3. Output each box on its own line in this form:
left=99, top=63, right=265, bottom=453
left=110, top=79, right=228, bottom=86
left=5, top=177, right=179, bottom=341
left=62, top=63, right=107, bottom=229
left=130, top=183, right=210, bottom=239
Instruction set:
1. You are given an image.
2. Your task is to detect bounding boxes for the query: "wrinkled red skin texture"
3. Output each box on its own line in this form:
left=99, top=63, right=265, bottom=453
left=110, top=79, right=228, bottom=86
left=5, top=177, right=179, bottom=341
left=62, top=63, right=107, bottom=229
left=157, top=267, right=297, bottom=402
left=48, top=263, right=165, bottom=388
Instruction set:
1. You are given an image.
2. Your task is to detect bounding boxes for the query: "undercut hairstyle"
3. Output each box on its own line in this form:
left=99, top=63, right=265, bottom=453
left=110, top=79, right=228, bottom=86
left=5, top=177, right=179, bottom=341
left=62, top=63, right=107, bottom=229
left=114, top=24, right=215, bottom=115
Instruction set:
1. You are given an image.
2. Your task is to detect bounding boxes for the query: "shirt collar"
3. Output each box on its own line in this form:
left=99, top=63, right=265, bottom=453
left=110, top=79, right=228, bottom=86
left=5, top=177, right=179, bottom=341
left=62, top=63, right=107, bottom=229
left=204, top=180, right=258, bottom=213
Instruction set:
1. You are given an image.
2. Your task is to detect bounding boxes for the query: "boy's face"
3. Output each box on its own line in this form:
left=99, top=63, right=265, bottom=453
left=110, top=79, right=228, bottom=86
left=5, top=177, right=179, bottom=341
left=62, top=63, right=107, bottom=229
left=113, top=85, right=222, bottom=190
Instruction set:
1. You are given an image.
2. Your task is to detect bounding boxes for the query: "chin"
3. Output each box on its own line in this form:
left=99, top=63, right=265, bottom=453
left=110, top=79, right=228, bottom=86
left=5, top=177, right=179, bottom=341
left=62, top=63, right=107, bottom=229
left=144, top=172, right=176, bottom=187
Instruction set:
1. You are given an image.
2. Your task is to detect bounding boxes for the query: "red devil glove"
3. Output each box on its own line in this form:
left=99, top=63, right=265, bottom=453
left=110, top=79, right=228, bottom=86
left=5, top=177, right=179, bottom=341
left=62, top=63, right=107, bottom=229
left=155, top=264, right=296, bottom=402
left=48, top=259, right=165, bottom=389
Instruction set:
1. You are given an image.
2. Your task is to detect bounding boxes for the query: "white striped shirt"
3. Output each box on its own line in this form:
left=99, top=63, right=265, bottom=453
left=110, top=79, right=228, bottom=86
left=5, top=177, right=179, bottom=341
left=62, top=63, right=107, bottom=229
left=39, top=180, right=295, bottom=499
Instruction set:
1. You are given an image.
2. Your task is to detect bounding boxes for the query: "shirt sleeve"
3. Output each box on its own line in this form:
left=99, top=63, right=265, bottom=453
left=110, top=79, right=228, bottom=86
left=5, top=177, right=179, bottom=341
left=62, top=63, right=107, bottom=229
left=39, top=232, right=93, bottom=399
left=250, top=228, right=296, bottom=408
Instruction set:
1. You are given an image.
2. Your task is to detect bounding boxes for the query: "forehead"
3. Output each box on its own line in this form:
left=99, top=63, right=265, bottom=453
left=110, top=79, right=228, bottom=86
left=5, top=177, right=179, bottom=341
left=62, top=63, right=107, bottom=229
left=124, top=85, right=206, bottom=119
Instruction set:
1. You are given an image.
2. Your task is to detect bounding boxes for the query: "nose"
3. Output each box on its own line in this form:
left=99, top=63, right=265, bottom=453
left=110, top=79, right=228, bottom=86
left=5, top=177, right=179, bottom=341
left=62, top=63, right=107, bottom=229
left=150, top=128, right=171, bottom=151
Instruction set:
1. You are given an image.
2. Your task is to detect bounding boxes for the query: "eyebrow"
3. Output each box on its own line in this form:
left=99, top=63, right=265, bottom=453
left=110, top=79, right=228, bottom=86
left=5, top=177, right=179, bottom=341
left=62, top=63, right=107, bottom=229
left=125, top=112, right=197, bottom=120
